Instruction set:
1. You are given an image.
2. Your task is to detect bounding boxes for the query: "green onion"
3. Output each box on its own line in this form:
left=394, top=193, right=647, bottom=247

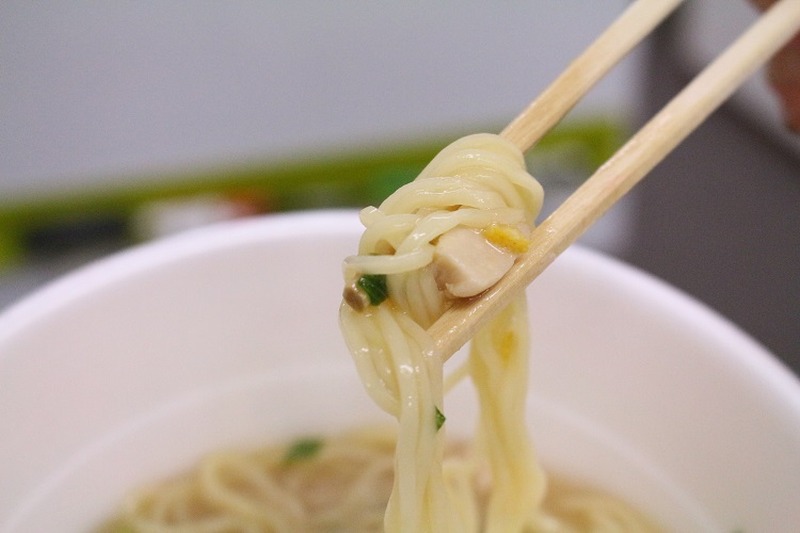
left=435, top=406, right=446, bottom=430
left=283, top=437, right=323, bottom=464
left=357, top=274, right=389, bottom=306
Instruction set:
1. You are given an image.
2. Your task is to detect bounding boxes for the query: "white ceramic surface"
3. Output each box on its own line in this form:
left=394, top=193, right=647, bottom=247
left=1, top=210, right=799, bottom=532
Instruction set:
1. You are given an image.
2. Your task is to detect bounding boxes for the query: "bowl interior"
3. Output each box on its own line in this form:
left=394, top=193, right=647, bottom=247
left=1, top=211, right=799, bottom=532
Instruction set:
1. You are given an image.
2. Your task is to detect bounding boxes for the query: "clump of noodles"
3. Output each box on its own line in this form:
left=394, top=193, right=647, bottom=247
left=340, top=133, right=546, bottom=532
left=340, top=133, right=659, bottom=532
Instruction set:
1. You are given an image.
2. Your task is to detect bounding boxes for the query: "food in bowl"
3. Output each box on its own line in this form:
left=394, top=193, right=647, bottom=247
left=1, top=212, right=799, bottom=532
left=98, top=426, right=657, bottom=532
left=336, top=134, right=657, bottom=531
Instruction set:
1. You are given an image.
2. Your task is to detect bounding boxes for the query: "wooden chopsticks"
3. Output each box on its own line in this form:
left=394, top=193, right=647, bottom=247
left=501, top=0, right=686, bottom=152
left=428, top=0, right=800, bottom=362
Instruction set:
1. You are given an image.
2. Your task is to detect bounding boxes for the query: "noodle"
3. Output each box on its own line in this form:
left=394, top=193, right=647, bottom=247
left=338, top=133, right=658, bottom=532
left=339, top=134, right=545, bottom=532
left=100, top=134, right=661, bottom=532
left=100, top=427, right=397, bottom=532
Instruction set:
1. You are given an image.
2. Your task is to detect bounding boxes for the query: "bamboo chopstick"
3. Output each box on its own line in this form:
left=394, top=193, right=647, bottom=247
left=501, top=0, right=686, bottom=152
left=429, top=0, right=800, bottom=362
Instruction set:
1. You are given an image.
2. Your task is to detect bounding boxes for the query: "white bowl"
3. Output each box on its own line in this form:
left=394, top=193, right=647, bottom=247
left=1, top=210, right=799, bottom=532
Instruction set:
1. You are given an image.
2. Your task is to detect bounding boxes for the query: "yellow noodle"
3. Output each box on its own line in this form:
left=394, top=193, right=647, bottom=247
left=339, top=133, right=657, bottom=532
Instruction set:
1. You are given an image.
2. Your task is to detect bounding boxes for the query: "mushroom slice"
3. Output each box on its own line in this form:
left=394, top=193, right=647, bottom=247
left=433, top=226, right=515, bottom=298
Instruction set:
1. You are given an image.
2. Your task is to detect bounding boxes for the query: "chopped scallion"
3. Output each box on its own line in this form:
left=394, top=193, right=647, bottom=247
left=283, top=437, right=323, bottom=464
left=435, top=406, right=446, bottom=430
left=357, top=274, right=389, bottom=306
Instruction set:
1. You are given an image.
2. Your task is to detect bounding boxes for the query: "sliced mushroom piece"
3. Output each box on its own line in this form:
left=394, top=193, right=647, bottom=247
left=433, top=226, right=515, bottom=298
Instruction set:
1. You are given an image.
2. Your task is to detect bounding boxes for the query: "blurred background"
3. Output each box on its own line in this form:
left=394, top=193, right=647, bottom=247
left=1, top=2, right=798, bottom=372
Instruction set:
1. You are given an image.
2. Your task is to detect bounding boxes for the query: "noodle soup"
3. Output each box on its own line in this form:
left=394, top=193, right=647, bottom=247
left=97, top=427, right=658, bottom=532
left=1, top=212, right=799, bottom=532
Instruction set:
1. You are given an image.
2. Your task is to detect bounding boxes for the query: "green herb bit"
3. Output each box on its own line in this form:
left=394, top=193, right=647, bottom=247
left=283, top=437, right=323, bottom=464
left=357, top=274, right=389, bottom=306
left=435, top=406, right=446, bottom=431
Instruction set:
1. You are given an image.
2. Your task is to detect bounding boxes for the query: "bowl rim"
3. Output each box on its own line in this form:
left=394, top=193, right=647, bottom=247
left=2, top=209, right=798, bottom=408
